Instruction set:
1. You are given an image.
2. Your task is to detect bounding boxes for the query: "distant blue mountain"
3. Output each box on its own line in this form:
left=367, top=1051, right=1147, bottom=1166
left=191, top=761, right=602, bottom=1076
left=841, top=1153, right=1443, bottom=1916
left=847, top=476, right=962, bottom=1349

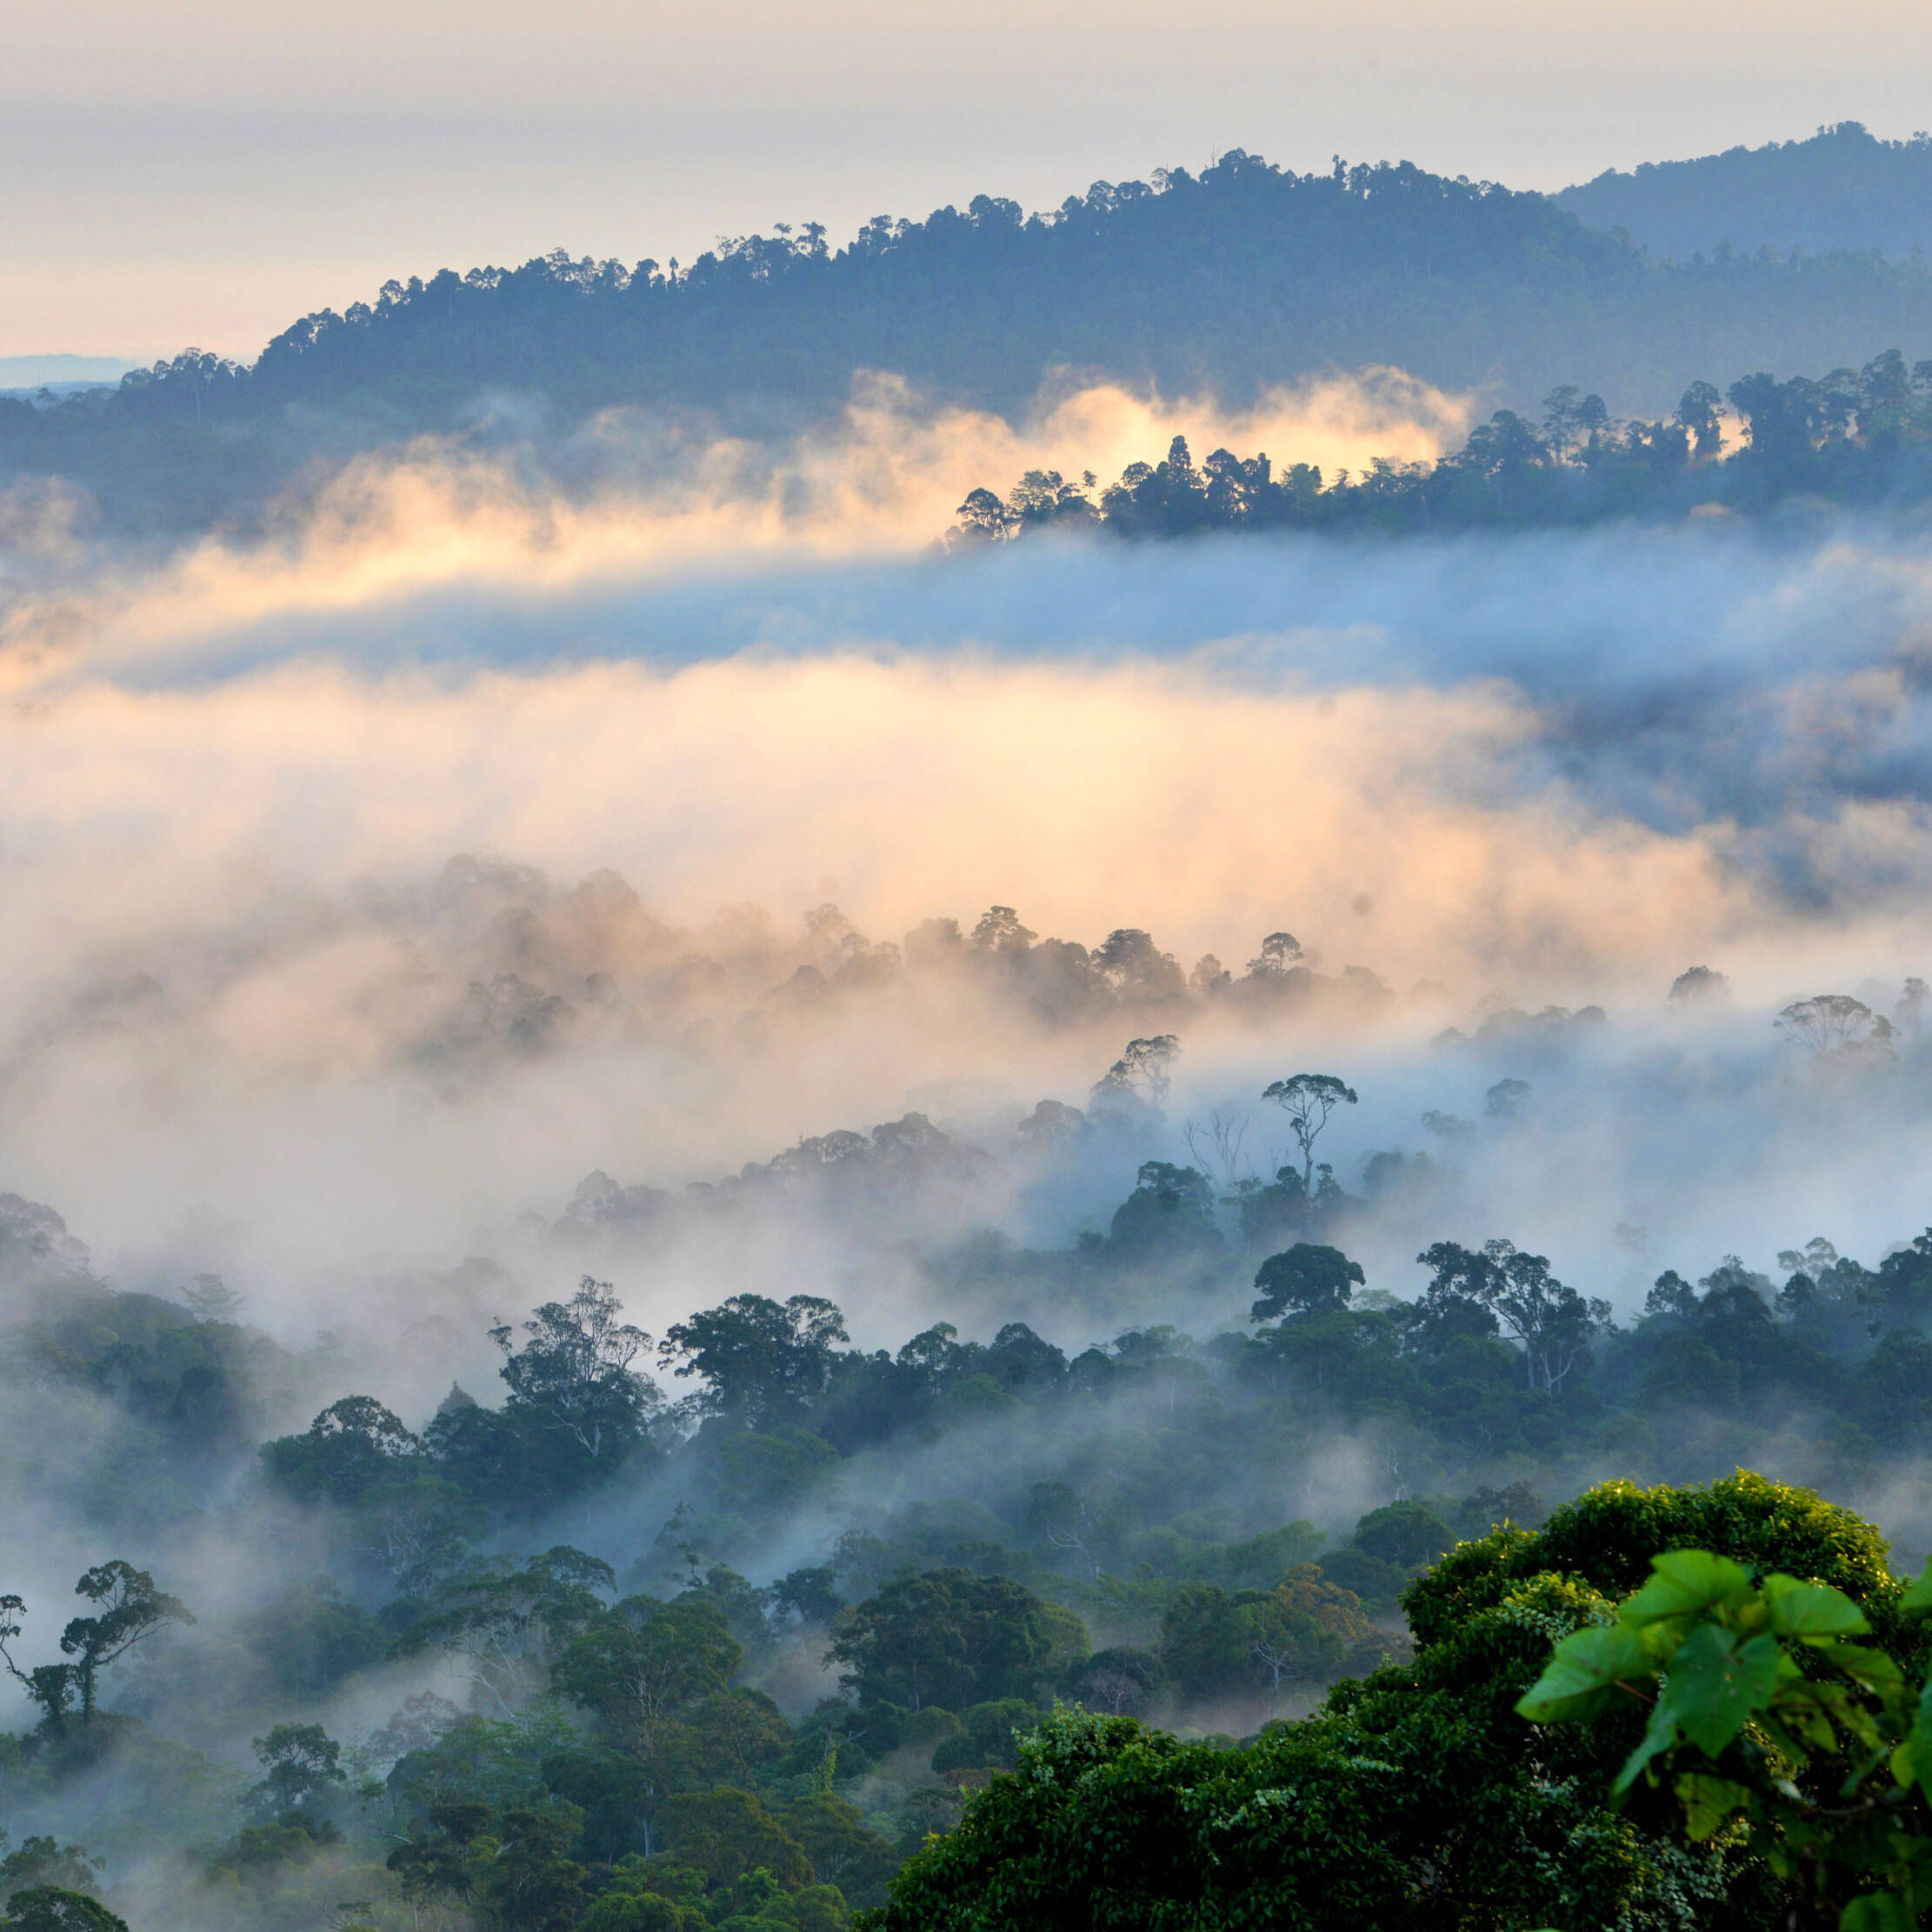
left=0, top=353, right=137, bottom=390
left=1559, top=123, right=1932, bottom=263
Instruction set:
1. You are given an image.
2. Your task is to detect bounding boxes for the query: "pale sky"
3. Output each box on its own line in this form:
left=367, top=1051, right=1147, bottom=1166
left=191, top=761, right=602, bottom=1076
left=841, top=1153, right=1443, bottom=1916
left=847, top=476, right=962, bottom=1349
left=6, top=0, right=1930, bottom=361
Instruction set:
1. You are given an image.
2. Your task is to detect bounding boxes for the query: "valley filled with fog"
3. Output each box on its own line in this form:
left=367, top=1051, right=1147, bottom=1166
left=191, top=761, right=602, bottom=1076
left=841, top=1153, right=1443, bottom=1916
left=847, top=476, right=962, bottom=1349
left=10, top=134, right=1932, bottom=1931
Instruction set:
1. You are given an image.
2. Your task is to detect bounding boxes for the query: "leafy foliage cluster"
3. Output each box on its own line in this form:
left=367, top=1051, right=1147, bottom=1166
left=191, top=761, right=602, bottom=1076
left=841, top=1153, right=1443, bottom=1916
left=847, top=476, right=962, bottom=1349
left=867, top=1473, right=1902, bottom=1929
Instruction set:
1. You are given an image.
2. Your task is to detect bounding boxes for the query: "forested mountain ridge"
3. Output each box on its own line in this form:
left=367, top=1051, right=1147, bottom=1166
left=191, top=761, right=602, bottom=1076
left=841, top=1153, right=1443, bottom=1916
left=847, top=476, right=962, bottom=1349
left=1560, top=122, right=1932, bottom=264
left=7, top=149, right=1932, bottom=536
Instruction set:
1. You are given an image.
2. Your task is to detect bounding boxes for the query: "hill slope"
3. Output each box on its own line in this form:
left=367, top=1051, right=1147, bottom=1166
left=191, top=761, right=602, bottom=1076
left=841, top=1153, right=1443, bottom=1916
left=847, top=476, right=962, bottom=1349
left=6, top=148, right=1932, bottom=536
left=1559, top=122, right=1932, bottom=262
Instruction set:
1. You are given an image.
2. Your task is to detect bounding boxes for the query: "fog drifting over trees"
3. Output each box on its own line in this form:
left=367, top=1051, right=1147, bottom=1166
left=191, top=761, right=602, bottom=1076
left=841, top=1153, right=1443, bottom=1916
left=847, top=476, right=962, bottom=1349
left=9, top=124, right=1932, bottom=1932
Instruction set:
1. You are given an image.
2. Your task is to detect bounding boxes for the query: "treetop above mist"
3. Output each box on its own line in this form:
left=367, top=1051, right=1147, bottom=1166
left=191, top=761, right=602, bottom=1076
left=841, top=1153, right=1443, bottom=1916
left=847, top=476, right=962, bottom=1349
left=946, top=349, right=1932, bottom=541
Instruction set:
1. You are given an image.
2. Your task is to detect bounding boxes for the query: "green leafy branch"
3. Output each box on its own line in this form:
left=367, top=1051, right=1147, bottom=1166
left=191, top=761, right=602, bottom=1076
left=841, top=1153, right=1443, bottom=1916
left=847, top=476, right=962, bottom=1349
left=1517, top=1548, right=1932, bottom=1930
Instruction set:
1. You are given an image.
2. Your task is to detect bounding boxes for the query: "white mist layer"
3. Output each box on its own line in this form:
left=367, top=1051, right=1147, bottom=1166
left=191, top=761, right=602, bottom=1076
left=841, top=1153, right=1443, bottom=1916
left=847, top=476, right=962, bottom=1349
left=3, top=381, right=1932, bottom=1352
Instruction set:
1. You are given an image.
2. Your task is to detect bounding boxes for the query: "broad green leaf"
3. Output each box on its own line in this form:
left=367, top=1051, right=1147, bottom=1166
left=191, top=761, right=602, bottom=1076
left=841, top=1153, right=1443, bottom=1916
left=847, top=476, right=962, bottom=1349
left=1619, top=1550, right=1755, bottom=1629
left=1764, top=1686, right=1841, bottom=1754
left=1903, top=1677, right=1932, bottom=1793
left=1674, top=1771, right=1753, bottom=1840
left=1829, top=1699, right=1884, bottom=1753
left=1761, top=1573, right=1869, bottom=1640
left=1516, top=1625, right=1652, bottom=1723
left=1613, top=1695, right=1682, bottom=1796
left=1757, top=1713, right=1819, bottom=1768
left=1832, top=1645, right=1909, bottom=1695
left=1842, top=1893, right=1917, bottom=1932
left=1900, top=1557, right=1932, bottom=1616
left=1659, top=1625, right=1780, bottom=1756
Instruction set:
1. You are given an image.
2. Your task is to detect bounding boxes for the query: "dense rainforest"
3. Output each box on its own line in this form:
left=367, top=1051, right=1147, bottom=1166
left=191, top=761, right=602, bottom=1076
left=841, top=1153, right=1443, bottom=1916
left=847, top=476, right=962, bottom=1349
left=3, top=953, right=1932, bottom=1929
left=14, top=114, right=1932, bottom=1932
left=7, top=147, right=1932, bottom=536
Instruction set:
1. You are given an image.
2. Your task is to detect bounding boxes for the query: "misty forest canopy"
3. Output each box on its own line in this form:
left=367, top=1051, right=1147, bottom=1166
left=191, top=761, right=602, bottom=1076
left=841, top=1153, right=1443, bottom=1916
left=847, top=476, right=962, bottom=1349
left=9, top=143, right=1932, bottom=535
left=19, top=111, right=1932, bottom=1932
left=947, top=349, right=1932, bottom=539
left=8, top=974, right=1932, bottom=1928
left=1559, top=122, right=1932, bottom=265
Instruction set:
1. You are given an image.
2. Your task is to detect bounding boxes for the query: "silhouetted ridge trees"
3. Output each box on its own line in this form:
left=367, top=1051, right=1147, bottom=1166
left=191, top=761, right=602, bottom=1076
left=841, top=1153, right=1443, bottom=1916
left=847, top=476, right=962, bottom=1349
left=9, top=148, right=1932, bottom=532
left=949, top=348, right=1932, bottom=538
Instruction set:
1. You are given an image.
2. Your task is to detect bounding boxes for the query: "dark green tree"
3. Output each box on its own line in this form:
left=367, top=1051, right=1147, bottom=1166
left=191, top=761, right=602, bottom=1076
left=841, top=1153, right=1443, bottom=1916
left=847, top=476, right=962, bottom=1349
left=658, top=1295, right=849, bottom=1429
left=249, top=1722, right=345, bottom=1818
left=0, top=1562, right=193, bottom=1729
left=656, top=1787, right=812, bottom=1889
left=0, top=1892, right=127, bottom=1932
left=552, top=1594, right=742, bottom=1754
left=1350, top=1501, right=1456, bottom=1569
left=491, top=1277, right=659, bottom=1462
left=1416, top=1238, right=1611, bottom=1390
left=386, top=1801, right=496, bottom=1917
left=1261, top=1074, right=1357, bottom=1192
left=1249, top=1242, right=1364, bottom=1321
left=246, top=1575, right=384, bottom=1695
left=1063, top=1647, right=1164, bottom=1715
left=1106, top=1163, right=1223, bottom=1263
left=479, top=1806, right=587, bottom=1932
left=830, top=1569, right=1056, bottom=1713
left=782, top=1788, right=899, bottom=1901
left=260, top=1394, right=424, bottom=1505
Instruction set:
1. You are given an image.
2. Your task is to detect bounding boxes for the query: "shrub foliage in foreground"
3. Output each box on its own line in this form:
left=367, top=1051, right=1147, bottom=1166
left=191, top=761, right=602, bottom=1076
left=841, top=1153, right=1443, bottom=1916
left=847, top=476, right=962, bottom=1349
left=863, top=1473, right=1902, bottom=1930
left=1519, top=1545, right=1932, bottom=1929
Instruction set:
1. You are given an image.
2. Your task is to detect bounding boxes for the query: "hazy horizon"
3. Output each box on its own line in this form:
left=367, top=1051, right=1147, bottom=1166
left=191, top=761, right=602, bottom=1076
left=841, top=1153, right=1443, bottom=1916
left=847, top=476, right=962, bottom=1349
left=6, top=0, right=1930, bottom=358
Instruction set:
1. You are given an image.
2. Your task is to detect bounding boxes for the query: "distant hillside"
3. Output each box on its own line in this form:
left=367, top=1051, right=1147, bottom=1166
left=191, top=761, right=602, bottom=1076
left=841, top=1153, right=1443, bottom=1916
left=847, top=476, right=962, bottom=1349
left=1559, top=123, right=1932, bottom=262
left=0, top=354, right=137, bottom=389
left=6, top=147, right=1932, bottom=536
